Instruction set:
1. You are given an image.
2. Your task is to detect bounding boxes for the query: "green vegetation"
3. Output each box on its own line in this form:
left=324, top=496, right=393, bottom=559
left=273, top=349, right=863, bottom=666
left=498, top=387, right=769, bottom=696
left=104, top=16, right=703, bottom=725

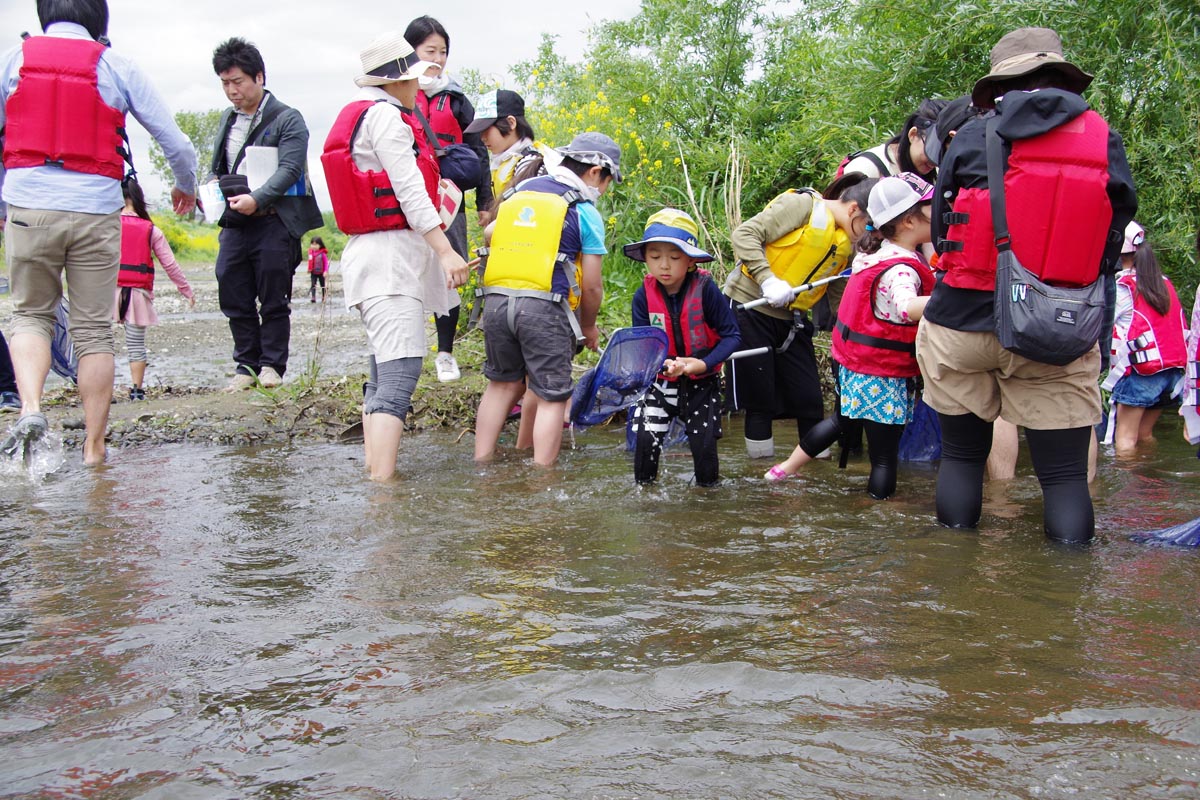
left=513, top=0, right=1199, bottom=304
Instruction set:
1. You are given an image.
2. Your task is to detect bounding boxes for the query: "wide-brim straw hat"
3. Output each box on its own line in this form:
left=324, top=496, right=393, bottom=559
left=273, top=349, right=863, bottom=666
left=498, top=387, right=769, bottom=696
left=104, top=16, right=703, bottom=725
left=354, top=32, right=438, bottom=87
left=971, top=27, right=1093, bottom=108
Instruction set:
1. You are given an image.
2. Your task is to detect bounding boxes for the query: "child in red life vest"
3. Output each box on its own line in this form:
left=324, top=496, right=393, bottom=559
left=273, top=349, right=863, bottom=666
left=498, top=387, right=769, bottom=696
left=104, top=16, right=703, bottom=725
left=1102, top=222, right=1189, bottom=452
left=114, top=180, right=195, bottom=401
left=766, top=174, right=935, bottom=499
left=307, top=236, right=328, bottom=303
left=627, top=209, right=741, bottom=486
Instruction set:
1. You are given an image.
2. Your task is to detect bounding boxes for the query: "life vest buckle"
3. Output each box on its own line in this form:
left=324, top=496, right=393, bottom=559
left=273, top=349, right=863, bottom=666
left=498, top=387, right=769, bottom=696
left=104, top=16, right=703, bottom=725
left=942, top=211, right=970, bottom=226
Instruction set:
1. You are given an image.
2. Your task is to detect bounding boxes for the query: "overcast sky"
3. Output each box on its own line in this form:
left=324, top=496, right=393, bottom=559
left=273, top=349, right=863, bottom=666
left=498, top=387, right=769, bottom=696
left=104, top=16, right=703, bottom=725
left=0, top=0, right=644, bottom=209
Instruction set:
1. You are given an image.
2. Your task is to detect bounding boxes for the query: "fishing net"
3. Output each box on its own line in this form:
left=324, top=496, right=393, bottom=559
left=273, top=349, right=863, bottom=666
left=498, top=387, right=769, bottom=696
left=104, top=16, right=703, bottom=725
left=1130, top=518, right=1200, bottom=547
left=570, top=327, right=668, bottom=428
left=51, top=298, right=78, bottom=384
left=898, top=395, right=941, bottom=462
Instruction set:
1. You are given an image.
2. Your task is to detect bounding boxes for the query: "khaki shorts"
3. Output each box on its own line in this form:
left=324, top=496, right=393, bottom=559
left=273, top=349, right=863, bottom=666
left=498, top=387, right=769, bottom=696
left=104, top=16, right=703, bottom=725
left=915, top=319, right=1101, bottom=430
left=7, top=206, right=120, bottom=357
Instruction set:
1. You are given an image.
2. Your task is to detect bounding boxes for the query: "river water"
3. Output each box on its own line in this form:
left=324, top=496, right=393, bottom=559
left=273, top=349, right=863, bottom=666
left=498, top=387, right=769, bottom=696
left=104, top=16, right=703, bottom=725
left=1, top=418, right=1199, bottom=798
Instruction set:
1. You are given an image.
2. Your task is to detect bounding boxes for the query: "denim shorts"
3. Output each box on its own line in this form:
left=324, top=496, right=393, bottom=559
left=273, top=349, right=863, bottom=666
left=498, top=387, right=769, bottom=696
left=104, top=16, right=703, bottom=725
left=1111, top=368, right=1183, bottom=409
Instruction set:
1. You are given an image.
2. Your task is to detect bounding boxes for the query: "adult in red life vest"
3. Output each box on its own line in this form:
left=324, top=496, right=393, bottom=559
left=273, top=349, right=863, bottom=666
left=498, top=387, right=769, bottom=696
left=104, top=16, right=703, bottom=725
left=114, top=179, right=195, bottom=401
left=767, top=174, right=935, bottom=499
left=1101, top=222, right=1188, bottom=453
left=0, top=0, right=197, bottom=466
left=627, top=209, right=741, bottom=487
left=915, top=27, right=1138, bottom=544
left=404, top=16, right=491, bottom=384
left=322, top=31, right=468, bottom=482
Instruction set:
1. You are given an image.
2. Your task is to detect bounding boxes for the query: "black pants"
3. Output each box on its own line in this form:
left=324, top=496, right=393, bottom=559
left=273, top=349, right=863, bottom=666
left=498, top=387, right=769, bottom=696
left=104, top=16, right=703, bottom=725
left=0, top=330, right=16, bottom=394
left=798, top=414, right=905, bottom=499
left=215, top=214, right=299, bottom=376
left=633, top=375, right=723, bottom=486
left=309, top=273, right=326, bottom=296
left=936, top=413, right=1094, bottom=544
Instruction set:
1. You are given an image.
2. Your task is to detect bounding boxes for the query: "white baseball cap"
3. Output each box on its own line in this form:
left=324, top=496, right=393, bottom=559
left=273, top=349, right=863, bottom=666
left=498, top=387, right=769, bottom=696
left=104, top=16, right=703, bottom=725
left=867, top=173, right=934, bottom=227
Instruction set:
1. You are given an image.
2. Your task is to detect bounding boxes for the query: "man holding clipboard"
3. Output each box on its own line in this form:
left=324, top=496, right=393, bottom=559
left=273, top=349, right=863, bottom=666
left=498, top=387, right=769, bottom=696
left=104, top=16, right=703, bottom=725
left=209, top=37, right=323, bottom=390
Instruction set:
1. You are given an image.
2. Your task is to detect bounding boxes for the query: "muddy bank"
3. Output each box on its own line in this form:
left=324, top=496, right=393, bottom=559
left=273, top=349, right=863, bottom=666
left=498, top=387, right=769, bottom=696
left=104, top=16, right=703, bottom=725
left=3, top=263, right=490, bottom=452
left=4, top=261, right=835, bottom=452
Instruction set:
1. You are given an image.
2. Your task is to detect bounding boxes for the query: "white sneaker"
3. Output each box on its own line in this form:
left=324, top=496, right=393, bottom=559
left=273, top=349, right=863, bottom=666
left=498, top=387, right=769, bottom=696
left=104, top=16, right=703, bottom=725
left=224, top=373, right=256, bottom=392
left=258, top=366, right=283, bottom=388
left=435, top=352, right=461, bottom=382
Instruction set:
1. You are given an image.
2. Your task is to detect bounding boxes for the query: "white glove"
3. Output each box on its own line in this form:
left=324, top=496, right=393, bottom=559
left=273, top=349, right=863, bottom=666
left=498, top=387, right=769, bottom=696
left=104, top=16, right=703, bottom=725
left=760, top=276, right=795, bottom=308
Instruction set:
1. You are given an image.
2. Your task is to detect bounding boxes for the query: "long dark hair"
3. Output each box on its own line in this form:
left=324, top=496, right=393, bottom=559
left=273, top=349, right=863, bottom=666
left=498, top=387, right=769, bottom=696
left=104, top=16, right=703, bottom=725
left=122, top=179, right=150, bottom=221
left=1131, top=238, right=1172, bottom=316
left=824, top=172, right=876, bottom=209
left=310, top=236, right=326, bottom=250
left=893, top=98, right=945, bottom=178
left=404, top=16, right=450, bottom=52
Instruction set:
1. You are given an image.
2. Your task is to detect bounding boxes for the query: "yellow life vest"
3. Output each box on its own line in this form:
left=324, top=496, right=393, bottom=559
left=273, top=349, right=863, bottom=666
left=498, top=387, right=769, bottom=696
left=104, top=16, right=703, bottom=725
left=482, top=186, right=583, bottom=311
left=489, top=141, right=557, bottom=199
left=745, top=190, right=853, bottom=311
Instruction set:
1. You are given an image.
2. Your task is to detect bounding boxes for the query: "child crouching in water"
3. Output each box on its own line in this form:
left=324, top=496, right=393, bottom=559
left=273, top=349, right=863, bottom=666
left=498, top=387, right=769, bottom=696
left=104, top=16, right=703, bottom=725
left=627, top=209, right=741, bottom=486
left=765, top=174, right=935, bottom=499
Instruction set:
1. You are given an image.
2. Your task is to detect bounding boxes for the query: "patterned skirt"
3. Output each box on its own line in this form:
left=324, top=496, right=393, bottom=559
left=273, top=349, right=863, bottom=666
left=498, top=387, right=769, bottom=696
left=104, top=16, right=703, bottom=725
left=838, top=364, right=916, bottom=425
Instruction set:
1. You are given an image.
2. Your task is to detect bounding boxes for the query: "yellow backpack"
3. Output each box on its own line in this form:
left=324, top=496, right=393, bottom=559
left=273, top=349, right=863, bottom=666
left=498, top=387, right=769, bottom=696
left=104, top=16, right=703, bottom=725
left=483, top=188, right=583, bottom=310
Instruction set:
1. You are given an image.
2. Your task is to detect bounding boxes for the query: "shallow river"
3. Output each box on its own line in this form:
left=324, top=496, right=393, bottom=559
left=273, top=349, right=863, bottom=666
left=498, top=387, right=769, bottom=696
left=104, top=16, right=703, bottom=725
left=2, top=418, right=1198, bottom=798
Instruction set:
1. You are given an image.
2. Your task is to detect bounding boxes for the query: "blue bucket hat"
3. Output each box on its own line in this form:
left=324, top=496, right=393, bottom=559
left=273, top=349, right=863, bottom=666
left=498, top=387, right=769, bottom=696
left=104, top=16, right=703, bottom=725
left=622, top=208, right=714, bottom=263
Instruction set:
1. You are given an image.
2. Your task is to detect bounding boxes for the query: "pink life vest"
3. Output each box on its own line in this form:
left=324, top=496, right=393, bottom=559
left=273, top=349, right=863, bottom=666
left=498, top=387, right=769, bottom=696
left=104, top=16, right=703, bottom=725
left=832, top=257, right=935, bottom=378
left=321, top=100, right=439, bottom=235
left=940, top=110, right=1111, bottom=291
left=643, top=271, right=721, bottom=380
left=2, top=36, right=127, bottom=180
left=117, top=216, right=155, bottom=291
left=1114, top=272, right=1188, bottom=375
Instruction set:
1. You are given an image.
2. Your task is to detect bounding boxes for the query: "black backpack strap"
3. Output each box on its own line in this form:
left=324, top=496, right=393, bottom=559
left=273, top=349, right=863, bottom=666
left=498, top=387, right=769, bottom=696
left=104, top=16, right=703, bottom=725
left=984, top=117, right=1011, bottom=252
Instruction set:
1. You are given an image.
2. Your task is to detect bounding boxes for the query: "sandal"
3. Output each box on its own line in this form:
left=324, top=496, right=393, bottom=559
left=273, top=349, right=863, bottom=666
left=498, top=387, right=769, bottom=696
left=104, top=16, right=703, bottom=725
left=764, top=464, right=792, bottom=482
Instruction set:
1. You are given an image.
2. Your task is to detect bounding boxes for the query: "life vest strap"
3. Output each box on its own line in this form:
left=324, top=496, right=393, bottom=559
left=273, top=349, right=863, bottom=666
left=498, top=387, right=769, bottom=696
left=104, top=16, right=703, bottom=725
left=836, top=320, right=916, bottom=354
left=938, top=239, right=964, bottom=253
left=120, top=263, right=154, bottom=274
left=481, top=286, right=584, bottom=344
left=943, top=211, right=969, bottom=226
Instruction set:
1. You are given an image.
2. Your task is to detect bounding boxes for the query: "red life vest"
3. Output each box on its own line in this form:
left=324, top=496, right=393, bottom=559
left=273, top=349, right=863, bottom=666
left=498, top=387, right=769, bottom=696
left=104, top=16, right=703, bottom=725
left=117, top=216, right=155, bottom=291
left=321, top=99, right=439, bottom=235
left=1113, top=273, right=1188, bottom=376
left=940, top=110, right=1111, bottom=291
left=643, top=270, right=721, bottom=380
left=414, top=91, right=463, bottom=147
left=832, top=257, right=935, bottom=378
left=2, top=36, right=127, bottom=180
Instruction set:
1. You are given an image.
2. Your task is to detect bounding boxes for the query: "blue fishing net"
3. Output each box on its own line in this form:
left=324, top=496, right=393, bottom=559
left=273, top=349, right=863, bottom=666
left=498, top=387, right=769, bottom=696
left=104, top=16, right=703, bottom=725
left=570, top=327, right=668, bottom=428
left=1129, top=517, right=1200, bottom=548
left=898, top=395, right=941, bottom=462
left=51, top=298, right=78, bottom=385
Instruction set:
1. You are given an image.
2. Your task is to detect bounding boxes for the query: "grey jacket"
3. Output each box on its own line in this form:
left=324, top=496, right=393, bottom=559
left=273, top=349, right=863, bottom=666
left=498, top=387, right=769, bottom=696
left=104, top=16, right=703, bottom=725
left=211, top=91, right=323, bottom=239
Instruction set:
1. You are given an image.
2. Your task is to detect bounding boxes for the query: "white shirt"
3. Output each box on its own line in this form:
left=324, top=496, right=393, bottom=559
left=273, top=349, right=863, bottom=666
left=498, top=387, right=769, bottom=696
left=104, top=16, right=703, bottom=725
left=339, top=87, right=448, bottom=314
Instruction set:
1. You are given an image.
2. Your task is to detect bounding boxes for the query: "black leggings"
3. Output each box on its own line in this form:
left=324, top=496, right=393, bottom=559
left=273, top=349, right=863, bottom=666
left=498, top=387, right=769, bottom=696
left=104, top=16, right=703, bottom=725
left=936, top=413, right=1093, bottom=544
left=745, top=412, right=821, bottom=445
left=799, top=415, right=905, bottom=499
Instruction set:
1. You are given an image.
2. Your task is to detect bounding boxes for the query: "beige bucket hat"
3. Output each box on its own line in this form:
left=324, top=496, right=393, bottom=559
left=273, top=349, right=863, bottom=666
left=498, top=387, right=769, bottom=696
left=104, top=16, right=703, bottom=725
left=971, top=27, right=1093, bottom=108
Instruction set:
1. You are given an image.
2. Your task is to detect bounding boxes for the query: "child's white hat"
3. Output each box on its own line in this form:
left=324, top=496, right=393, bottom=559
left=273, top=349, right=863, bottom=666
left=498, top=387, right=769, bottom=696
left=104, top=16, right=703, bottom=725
left=867, top=173, right=934, bottom=228
left=1122, top=220, right=1145, bottom=254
